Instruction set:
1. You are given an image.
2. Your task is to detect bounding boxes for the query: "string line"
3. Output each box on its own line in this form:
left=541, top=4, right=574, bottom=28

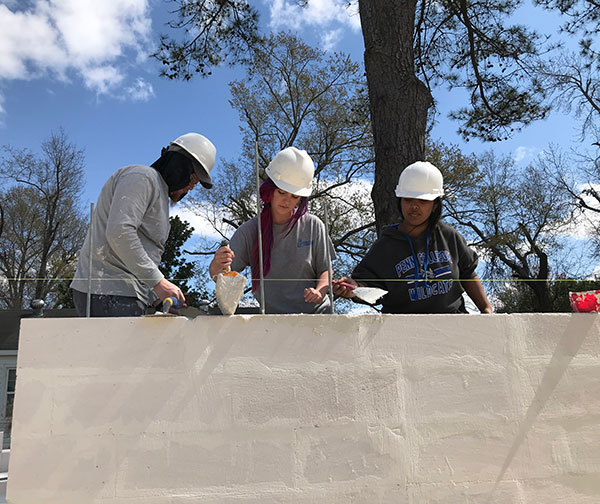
left=2, top=277, right=598, bottom=283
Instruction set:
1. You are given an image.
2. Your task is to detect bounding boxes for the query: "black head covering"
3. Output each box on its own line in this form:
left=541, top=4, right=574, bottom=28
left=151, top=148, right=195, bottom=196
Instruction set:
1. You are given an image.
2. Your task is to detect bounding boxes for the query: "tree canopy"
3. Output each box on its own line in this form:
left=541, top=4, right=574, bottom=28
left=436, top=146, right=579, bottom=311
left=186, top=33, right=376, bottom=275
left=153, top=0, right=600, bottom=312
left=160, top=215, right=209, bottom=305
left=154, top=0, right=565, bottom=229
left=0, top=130, right=86, bottom=309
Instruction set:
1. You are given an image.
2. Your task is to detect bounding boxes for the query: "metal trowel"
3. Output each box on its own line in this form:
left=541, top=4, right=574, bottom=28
left=333, top=280, right=387, bottom=305
left=215, top=241, right=247, bottom=315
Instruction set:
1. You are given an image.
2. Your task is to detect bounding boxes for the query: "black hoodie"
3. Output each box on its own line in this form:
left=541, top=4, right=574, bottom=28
left=151, top=149, right=195, bottom=194
left=351, top=221, right=478, bottom=313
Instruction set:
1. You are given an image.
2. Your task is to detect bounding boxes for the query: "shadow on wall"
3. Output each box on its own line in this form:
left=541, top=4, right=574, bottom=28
left=491, top=314, right=597, bottom=494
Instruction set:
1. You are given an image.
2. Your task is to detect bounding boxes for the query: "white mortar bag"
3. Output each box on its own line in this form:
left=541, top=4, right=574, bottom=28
left=215, top=269, right=247, bottom=315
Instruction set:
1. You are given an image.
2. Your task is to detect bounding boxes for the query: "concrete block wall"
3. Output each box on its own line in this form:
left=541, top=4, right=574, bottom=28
left=6, top=314, right=600, bottom=503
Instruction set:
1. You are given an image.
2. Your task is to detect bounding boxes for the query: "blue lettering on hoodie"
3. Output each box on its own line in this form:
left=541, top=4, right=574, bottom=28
left=395, top=247, right=454, bottom=303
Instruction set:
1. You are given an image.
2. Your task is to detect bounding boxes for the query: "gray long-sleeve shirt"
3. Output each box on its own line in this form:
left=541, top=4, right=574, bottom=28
left=71, top=165, right=170, bottom=305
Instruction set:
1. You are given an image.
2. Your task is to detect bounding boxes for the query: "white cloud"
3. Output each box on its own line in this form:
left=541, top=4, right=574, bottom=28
left=0, top=4, right=64, bottom=79
left=268, top=0, right=361, bottom=47
left=45, top=0, right=150, bottom=65
left=559, top=183, right=600, bottom=240
left=82, top=65, right=123, bottom=94
left=321, top=29, right=342, bottom=52
left=514, top=146, right=538, bottom=163
left=173, top=206, right=226, bottom=241
left=589, top=264, right=600, bottom=279
left=0, top=0, right=152, bottom=100
left=124, top=78, right=154, bottom=102
left=325, top=177, right=373, bottom=204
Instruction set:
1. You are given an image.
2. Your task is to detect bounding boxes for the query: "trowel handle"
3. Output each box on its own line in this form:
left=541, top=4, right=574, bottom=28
left=162, top=297, right=183, bottom=313
left=332, top=280, right=357, bottom=291
left=220, top=239, right=231, bottom=273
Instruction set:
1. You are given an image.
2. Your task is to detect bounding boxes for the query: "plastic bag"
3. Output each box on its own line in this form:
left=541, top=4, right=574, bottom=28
left=215, top=271, right=247, bottom=315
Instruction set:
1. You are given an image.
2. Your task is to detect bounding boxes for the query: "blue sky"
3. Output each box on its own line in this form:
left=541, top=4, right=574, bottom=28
left=0, top=0, right=586, bottom=240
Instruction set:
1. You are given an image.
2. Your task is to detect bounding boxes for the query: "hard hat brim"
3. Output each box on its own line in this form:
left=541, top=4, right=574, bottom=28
left=395, top=189, right=443, bottom=200
left=168, top=144, right=213, bottom=189
left=192, top=163, right=213, bottom=189
left=271, top=177, right=312, bottom=197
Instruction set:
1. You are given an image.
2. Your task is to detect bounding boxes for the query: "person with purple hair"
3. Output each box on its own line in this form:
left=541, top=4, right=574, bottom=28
left=209, top=147, right=336, bottom=313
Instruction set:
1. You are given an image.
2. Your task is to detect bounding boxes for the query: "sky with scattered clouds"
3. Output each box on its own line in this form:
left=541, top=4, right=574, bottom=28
left=268, top=0, right=360, bottom=50
left=0, top=0, right=153, bottom=106
left=0, top=0, right=587, bottom=243
left=0, top=0, right=363, bottom=120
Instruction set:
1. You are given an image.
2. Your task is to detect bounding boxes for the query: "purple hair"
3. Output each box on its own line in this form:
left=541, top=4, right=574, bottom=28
left=251, top=177, right=309, bottom=292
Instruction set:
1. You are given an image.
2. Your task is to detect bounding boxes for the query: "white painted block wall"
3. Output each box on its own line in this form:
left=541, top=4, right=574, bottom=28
left=6, top=314, right=600, bottom=503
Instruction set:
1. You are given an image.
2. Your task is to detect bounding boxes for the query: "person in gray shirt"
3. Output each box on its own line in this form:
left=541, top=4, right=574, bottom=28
left=210, top=147, right=335, bottom=314
left=71, top=133, right=216, bottom=317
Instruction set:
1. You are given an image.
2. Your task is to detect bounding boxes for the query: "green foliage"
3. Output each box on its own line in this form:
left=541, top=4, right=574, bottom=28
left=153, top=0, right=261, bottom=80
left=416, top=0, right=551, bottom=141
left=53, top=260, right=77, bottom=309
left=535, top=0, right=600, bottom=47
left=154, top=0, right=590, bottom=231
left=154, top=2, right=600, bottom=312
left=156, top=1, right=554, bottom=141
left=187, top=32, right=376, bottom=274
left=159, top=216, right=208, bottom=305
left=433, top=144, right=580, bottom=311
left=496, top=277, right=600, bottom=312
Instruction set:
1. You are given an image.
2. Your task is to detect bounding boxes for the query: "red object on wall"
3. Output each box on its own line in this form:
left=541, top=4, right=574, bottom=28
left=569, top=290, right=600, bottom=313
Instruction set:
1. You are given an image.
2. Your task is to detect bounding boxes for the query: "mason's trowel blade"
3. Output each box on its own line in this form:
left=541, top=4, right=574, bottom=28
left=353, top=287, right=387, bottom=305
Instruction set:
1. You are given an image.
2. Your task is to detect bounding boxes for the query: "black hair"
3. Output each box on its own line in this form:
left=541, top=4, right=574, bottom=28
left=397, top=197, right=443, bottom=229
left=151, top=147, right=195, bottom=195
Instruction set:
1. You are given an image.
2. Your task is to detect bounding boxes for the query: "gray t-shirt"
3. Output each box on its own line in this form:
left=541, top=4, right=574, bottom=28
left=229, top=213, right=336, bottom=314
left=70, top=165, right=170, bottom=305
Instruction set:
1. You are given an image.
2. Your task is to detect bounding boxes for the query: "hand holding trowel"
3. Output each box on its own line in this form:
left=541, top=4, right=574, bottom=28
left=214, top=241, right=247, bottom=315
left=332, top=277, right=388, bottom=305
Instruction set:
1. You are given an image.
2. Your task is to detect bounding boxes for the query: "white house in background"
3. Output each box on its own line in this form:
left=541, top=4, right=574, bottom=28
left=0, top=311, right=20, bottom=450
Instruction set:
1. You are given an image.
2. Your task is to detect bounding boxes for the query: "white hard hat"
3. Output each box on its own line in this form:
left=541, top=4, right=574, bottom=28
left=265, top=147, right=314, bottom=197
left=395, top=161, right=444, bottom=200
left=169, top=133, right=216, bottom=189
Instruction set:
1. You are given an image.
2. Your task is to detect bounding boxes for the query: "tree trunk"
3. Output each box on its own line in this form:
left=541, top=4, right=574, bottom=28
left=359, top=0, right=433, bottom=233
left=35, top=249, right=48, bottom=301
left=530, top=249, right=551, bottom=311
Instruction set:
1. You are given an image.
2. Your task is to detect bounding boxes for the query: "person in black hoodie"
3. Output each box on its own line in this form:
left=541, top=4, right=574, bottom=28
left=333, top=161, right=492, bottom=314
left=71, top=133, right=215, bottom=317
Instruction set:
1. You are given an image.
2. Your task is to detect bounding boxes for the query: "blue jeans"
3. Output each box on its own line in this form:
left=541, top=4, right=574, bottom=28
left=72, top=289, right=147, bottom=317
